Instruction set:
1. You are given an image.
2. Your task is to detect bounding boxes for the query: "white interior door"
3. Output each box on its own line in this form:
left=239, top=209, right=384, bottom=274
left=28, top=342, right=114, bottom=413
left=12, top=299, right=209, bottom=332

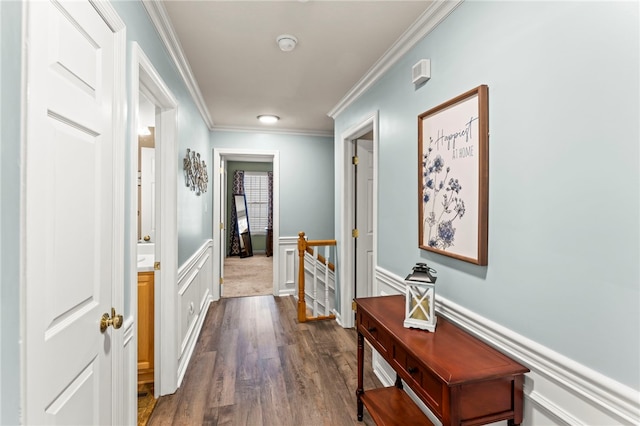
left=141, top=146, right=156, bottom=241
left=219, top=160, right=227, bottom=296
left=23, top=1, right=123, bottom=423
left=355, top=139, right=374, bottom=299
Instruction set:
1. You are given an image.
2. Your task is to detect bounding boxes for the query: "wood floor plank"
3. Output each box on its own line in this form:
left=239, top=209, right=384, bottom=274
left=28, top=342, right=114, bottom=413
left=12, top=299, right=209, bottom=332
left=170, top=351, right=217, bottom=424
left=209, top=328, right=239, bottom=408
left=258, top=356, right=294, bottom=423
left=149, top=295, right=380, bottom=426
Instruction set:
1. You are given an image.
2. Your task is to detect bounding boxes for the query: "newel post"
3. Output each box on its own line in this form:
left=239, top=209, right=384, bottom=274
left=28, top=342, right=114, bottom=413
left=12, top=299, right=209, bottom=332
left=297, top=232, right=307, bottom=322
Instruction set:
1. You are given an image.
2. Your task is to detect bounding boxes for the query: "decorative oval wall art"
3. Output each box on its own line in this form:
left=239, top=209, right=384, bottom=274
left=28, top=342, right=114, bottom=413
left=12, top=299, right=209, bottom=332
left=183, top=148, right=208, bottom=195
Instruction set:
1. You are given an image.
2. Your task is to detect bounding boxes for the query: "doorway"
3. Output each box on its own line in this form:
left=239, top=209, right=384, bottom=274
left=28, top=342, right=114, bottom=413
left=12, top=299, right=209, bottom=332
left=224, top=162, right=274, bottom=298
left=130, top=42, right=179, bottom=423
left=135, top=90, right=157, bottom=423
left=338, top=113, right=378, bottom=328
left=212, top=149, right=280, bottom=301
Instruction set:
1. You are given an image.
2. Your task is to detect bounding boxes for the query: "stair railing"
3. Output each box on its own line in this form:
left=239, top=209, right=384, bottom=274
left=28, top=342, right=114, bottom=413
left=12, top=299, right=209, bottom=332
left=297, top=231, right=336, bottom=323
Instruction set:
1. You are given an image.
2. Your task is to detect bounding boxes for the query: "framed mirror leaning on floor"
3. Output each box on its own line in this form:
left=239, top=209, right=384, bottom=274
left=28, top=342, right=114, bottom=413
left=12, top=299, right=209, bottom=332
left=234, top=194, right=253, bottom=258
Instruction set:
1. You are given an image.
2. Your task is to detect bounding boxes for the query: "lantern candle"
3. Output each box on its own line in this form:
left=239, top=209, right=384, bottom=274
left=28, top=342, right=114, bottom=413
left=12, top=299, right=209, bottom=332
left=403, top=263, right=437, bottom=332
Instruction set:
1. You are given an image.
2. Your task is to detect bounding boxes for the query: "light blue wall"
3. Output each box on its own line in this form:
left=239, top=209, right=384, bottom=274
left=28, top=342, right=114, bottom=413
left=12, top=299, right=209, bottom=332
left=110, top=1, right=212, bottom=268
left=334, top=1, right=639, bottom=390
left=212, top=131, right=335, bottom=240
left=1, top=1, right=22, bottom=424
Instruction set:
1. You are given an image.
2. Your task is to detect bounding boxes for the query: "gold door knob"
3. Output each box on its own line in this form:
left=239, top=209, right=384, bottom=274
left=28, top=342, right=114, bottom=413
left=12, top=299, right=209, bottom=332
left=100, top=307, right=124, bottom=332
left=111, top=307, right=123, bottom=329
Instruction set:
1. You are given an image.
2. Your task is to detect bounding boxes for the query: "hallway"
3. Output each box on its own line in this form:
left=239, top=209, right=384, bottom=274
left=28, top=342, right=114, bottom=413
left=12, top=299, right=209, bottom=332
left=223, top=254, right=273, bottom=298
left=148, top=295, right=380, bottom=425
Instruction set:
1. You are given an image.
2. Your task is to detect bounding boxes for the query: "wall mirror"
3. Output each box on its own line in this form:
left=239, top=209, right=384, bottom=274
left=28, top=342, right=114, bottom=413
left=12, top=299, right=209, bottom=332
left=234, top=194, right=253, bottom=258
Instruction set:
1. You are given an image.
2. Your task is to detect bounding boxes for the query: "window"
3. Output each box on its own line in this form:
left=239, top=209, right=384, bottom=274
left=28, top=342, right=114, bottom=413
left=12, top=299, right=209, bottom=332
left=243, top=172, right=269, bottom=235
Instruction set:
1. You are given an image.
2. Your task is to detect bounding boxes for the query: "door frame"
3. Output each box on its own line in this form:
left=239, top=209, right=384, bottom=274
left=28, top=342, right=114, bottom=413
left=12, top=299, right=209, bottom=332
left=129, top=42, right=179, bottom=410
left=212, top=148, right=280, bottom=299
left=337, top=112, right=379, bottom=328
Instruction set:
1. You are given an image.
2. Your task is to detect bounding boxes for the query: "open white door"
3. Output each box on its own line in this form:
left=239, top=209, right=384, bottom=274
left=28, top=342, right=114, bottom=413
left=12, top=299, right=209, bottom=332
left=219, top=159, right=227, bottom=298
left=355, top=139, right=375, bottom=299
left=140, top=135, right=156, bottom=242
left=23, top=1, right=125, bottom=423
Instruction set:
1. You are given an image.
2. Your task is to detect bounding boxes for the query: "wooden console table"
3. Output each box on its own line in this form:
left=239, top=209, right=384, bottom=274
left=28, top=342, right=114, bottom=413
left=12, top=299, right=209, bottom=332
left=356, top=295, right=529, bottom=426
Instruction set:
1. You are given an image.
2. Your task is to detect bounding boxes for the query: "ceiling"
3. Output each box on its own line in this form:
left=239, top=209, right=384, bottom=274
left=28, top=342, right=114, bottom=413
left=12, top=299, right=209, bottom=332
left=153, top=1, right=435, bottom=136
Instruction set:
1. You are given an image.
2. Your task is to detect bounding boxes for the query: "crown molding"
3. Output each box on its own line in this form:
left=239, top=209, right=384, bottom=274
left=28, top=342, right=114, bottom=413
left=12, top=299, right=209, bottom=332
left=141, top=0, right=214, bottom=129
left=142, top=0, right=461, bottom=133
left=211, top=124, right=333, bottom=139
left=327, top=0, right=463, bottom=119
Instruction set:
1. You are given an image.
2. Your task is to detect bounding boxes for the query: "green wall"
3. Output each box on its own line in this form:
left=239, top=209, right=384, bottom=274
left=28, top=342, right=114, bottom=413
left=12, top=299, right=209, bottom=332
left=334, top=1, right=639, bottom=390
left=226, top=161, right=273, bottom=254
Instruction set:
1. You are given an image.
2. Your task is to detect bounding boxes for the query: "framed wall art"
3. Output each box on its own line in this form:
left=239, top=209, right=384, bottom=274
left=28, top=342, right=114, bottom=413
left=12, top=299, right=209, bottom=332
left=183, top=148, right=208, bottom=196
left=418, top=85, right=488, bottom=265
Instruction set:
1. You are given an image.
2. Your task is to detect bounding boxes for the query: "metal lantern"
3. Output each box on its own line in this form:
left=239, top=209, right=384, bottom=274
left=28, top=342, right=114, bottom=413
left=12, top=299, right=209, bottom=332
left=403, top=263, right=438, bottom=332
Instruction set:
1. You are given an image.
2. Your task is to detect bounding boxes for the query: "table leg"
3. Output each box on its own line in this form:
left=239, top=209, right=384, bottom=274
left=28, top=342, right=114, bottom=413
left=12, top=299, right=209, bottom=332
left=357, top=331, right=364, bottom=421
left=512, top=375, right=524, bottom=425
left=394, top=373, right=403, bottom=390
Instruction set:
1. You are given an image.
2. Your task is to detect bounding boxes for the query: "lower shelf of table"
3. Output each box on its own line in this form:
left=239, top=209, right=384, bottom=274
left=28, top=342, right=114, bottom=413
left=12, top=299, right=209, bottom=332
left=361, top=386, right=434, bottom=426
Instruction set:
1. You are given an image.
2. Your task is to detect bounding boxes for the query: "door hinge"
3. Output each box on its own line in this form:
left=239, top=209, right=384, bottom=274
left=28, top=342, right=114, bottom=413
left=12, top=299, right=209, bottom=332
left=219, top=167, right=224, bottom=174
left=352, top=301, right=357, bottom=311
left=154, top=261, right=161, bottom=271
left=220, top=222, right=224, bottom=230
left=352, top=229, right=359, bottom=238
left=352, top=156, right=359, bottom=165
left=219, top=277, right=224, bottom=284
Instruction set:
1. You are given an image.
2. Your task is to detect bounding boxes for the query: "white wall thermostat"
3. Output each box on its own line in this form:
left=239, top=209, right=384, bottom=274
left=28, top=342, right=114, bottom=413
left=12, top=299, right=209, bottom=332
left=412, top=59, right=431, bottom=85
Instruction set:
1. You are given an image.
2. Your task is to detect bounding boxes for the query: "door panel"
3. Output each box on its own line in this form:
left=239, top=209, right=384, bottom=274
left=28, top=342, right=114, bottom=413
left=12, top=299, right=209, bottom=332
left=24, top=1, right=119, bottom=423
left=219, top=162, right=227, bottom=297
left=355, top=139, right=374, bottom=298
left=141, top=146, right=156, bottom=241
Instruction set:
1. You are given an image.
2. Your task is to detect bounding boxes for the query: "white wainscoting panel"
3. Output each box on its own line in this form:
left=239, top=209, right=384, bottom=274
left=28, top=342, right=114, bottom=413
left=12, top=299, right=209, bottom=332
left=176, top=240, right=214, bottom=386
left=372, top=267, right=640, bottom=426
left=279, top=236, right=298, bottom=297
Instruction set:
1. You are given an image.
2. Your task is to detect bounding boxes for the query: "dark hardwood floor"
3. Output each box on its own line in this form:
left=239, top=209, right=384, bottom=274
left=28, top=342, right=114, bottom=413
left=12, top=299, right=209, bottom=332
left=148, top=295, right=381, bottom=426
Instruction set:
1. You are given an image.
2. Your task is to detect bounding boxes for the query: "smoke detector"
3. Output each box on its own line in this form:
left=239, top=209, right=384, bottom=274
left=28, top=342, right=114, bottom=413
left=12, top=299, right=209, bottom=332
left=276, top=34, right=298, bottom=52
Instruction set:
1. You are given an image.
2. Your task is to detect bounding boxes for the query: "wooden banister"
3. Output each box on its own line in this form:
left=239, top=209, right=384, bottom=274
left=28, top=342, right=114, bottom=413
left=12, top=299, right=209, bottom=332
left=297, top=231, right=337, bottom=323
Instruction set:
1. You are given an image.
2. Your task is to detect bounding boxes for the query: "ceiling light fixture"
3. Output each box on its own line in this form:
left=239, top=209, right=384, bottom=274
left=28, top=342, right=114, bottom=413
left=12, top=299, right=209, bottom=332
left=276, top=34, right=297, bottom=52
left=257, top=115, right=280, bottom=124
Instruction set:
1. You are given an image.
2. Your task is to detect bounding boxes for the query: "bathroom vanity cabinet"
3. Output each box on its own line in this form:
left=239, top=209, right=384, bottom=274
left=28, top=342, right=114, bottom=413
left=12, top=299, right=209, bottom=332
left=138, top=271, right=154, bottom=385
